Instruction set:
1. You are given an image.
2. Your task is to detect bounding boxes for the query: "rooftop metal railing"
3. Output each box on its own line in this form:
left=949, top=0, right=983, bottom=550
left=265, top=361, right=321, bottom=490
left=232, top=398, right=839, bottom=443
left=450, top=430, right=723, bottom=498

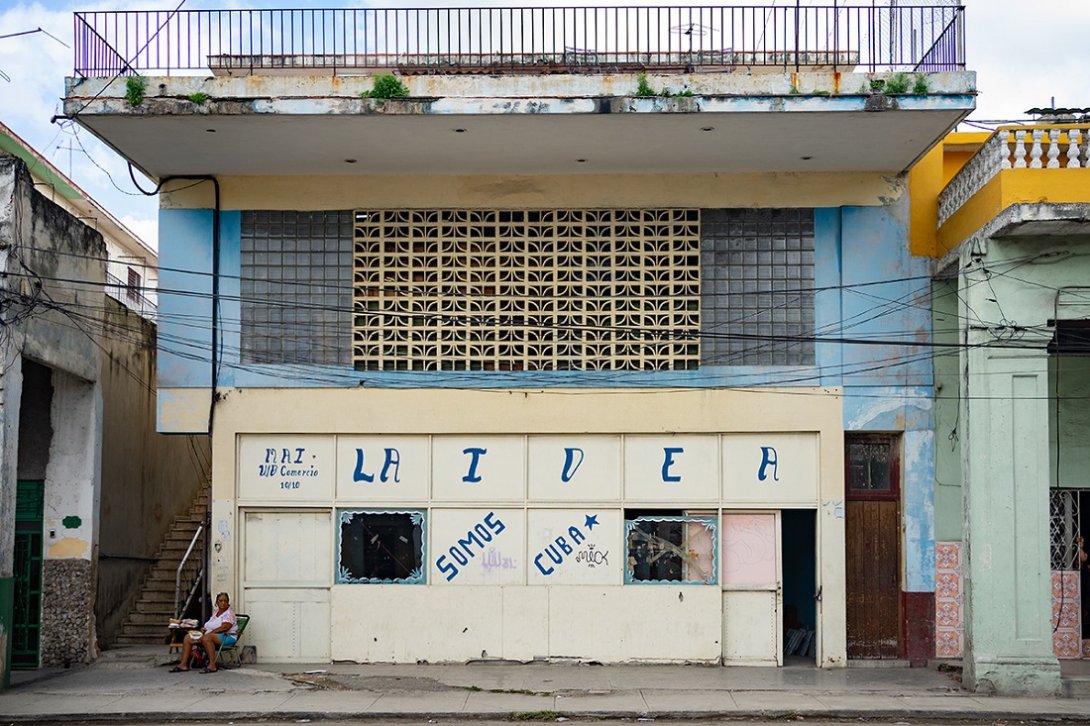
left=73, top=4, right=965, bottom=77
left=106, top=270, right=158, bottom=320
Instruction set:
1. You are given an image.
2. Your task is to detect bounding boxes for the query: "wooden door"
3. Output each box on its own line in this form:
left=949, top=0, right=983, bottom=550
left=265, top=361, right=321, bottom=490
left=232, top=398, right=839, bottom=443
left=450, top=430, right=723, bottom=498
left=845, top=434, right=901, bottom=659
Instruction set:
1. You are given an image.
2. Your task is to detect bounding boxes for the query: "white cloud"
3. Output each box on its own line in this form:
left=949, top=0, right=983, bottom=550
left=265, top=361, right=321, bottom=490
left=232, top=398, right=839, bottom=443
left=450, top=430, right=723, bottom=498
left=119, top=213, right=159, bottom=252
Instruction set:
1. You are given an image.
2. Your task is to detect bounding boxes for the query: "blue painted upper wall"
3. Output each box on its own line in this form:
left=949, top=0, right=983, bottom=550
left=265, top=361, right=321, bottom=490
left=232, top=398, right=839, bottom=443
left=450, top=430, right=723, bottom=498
left=159, top=203, right=932, bottom=400
left=159, top=209, right=215, bottom=389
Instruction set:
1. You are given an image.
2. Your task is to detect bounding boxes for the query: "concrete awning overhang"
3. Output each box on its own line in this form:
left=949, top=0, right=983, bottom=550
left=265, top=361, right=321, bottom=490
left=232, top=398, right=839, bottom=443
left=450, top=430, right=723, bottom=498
left=64, top=75, right=976, bottom=180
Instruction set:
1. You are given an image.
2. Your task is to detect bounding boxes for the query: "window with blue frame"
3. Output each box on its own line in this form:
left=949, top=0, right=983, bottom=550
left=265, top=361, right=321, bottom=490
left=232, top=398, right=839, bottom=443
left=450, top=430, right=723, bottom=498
left=337, top=509, right=426, bottom=584
left=624, top=515, right=717, bottom=585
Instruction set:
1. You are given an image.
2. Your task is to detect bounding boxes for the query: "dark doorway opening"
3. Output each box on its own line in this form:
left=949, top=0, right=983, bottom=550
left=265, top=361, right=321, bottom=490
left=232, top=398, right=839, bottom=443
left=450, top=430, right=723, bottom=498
left=782, top=508, right=816, bottom=662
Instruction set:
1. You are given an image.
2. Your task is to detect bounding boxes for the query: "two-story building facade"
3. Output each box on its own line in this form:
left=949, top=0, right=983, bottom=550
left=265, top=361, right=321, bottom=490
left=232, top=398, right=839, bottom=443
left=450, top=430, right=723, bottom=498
left=64, top=3, right=973, bottom=670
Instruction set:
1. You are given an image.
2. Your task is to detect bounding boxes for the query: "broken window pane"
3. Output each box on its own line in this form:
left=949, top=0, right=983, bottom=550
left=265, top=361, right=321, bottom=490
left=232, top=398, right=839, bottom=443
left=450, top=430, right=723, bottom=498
left=337, top=510, right=425, bottom=584
left=624, top=516, right=717, bottom=584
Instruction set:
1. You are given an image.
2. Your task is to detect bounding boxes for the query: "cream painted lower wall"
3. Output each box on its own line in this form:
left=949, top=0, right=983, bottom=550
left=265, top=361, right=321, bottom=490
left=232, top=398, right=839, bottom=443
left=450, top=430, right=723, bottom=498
left=212, top=387, right=847, bottom=667
left=331, top=585, right=721, bottom=663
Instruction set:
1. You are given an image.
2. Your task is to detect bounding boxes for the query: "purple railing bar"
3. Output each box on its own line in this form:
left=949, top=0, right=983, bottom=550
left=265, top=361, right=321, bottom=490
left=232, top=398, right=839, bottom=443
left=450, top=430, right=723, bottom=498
left=72, top=5, right=966, bottom=78
left=914, top=10, right=964, bottom=72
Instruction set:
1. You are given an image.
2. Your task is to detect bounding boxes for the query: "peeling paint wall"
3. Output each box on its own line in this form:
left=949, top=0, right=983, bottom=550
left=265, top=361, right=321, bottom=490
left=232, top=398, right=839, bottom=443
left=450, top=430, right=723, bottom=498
left=0, top=156, right=109, bottom=672
left=37, top=368, right=99, bottom=665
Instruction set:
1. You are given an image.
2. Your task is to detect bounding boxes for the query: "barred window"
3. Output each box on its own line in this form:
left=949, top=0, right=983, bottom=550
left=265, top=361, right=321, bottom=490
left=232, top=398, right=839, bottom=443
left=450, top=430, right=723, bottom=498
left=700, top=209, right=815, bottom=366
left=352, top=209, right=701, bottom=372
left=241, top=211, right=353, bottom=365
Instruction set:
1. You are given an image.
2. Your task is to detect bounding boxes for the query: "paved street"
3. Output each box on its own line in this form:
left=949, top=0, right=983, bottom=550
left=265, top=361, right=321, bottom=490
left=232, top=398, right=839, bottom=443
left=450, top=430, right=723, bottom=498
left=0, top=646, right=1087, bottom=723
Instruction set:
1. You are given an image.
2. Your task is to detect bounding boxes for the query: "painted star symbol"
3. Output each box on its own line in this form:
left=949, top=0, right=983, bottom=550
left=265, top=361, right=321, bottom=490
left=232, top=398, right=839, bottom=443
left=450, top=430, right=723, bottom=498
left=584, top=514, right=599, bottom=530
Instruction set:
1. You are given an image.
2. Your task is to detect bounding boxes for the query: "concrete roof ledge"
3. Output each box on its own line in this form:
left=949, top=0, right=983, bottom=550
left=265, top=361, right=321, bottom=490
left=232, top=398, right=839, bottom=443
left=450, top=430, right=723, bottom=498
left=991, top=202, right=1090, bottom=238
left=65, top=69, right=976, bottom=110
left=62, top=69, right=976, bottom=178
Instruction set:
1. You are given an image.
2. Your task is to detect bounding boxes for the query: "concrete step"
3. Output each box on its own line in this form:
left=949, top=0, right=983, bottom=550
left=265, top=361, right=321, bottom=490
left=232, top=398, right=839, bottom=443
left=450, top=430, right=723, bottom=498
left=110, top=480, right=211, bottom=649
left=1063, top=677, right=1090, bottom=698
left=115, top=633, right=167, bottom=646
left=121, top=622, right=171, bottom=638
left=145, top=567, right=201, bottom=582
left=158, top=541, right=203, bottom=555
left=133, top=609, right=176, bottom=623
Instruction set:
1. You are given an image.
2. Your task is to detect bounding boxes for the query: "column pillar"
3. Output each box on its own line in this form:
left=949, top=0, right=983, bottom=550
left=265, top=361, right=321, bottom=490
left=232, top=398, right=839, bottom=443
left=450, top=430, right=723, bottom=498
left=960, top=261, right=1060, bottom=695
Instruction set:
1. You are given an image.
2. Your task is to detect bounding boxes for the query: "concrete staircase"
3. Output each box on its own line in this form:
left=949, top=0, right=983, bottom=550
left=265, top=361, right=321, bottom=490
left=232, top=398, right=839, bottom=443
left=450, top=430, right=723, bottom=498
left=113, top=484, right=209, bottom=645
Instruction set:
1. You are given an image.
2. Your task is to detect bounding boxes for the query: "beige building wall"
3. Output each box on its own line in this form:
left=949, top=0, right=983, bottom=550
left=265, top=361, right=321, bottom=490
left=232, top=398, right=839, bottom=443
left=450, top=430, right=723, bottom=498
left=211, top=387, right=846, bottom=666
left=163, top=171, right=900, bottom=212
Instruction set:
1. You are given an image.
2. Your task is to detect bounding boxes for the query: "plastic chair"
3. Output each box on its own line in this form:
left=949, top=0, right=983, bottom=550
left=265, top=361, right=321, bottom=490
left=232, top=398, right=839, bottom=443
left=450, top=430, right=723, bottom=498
left=216, top=614, right=250, bottom=667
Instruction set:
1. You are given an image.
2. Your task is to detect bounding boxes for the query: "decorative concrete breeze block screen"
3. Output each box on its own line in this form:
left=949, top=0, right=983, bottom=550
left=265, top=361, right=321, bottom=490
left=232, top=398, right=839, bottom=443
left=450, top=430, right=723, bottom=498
left=352, top=209, right=702, bottom=371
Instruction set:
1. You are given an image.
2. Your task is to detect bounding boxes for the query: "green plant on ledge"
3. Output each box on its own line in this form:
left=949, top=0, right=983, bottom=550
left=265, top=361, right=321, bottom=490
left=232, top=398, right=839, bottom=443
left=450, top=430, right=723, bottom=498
left=186, top=91, right=209, bottom=105
left=361, top=73, right=410, bottom=100
left=124, top=75, right=148, bottom=107
left=635, top=72, right=656, bottom=97
left=913, top=73, right=930, bottom=95
left=884, top=72, right=911, bottom=94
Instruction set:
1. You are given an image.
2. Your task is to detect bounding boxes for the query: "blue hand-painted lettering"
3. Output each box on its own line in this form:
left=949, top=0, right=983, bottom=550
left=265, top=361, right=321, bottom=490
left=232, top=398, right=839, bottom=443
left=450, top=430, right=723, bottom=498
left=265, top=447, right=305, bottom=465
left=561, top=447, right=585, bottom=483
left=758, top=446, right=780, bottom=482
left=462, top=448, right=487, bottom=483
left=380, top=448, right=401, bottom=483
left=354, top=447, right=402, bottom=484
left=534, top=552, right=554, bottom=576
left=353, top=448, right=375, bottom=483
left=436, top=555, right=458, bottom=581
left=530, top=516, right=601, bottom=577
left=661, top=447, right=684, bottom=483
left=436, top=510, right=508, bottom=581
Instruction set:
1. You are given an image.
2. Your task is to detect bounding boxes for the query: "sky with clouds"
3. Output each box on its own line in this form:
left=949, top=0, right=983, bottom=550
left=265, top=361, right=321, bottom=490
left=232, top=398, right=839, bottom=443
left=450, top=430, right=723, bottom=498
left=1, top=0, right=1087, bottom=252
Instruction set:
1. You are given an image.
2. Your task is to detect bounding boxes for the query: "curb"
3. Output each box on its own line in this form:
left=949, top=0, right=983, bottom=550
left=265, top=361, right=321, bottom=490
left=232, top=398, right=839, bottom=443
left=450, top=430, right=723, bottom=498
left=1, top=708, right=1086, bottom=724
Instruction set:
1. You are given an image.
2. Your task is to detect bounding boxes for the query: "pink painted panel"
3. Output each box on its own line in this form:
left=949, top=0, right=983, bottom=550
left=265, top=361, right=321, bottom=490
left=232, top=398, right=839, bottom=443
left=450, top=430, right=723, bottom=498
left=722, top=513, right=777, bottom=585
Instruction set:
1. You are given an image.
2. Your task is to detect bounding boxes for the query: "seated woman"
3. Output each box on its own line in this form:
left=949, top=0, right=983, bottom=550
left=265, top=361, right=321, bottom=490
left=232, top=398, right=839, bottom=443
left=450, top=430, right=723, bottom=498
left=171, top=592, right=238, bottom=673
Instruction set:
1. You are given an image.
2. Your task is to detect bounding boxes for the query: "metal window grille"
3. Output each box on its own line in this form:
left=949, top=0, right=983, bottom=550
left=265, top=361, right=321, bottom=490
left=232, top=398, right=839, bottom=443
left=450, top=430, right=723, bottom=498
left=241, top=211, right=353, bottom=365
left=352, top=209, right=701, bottom=372
left=1050, top=489, right=1081, bottom=571
left=700, top=208, right=815, bottom=366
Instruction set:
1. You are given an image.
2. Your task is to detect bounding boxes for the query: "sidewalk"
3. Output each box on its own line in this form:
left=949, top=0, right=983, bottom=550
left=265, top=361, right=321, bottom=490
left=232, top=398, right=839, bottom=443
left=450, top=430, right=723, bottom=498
left=1, top=646, right=1088, bottom=722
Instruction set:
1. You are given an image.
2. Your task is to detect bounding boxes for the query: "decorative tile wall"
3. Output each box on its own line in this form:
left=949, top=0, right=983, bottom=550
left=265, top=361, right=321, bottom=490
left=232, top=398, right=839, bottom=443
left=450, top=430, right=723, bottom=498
left=934, top=541, right=962, bottom=658
left=1052, top=570, right=1082, bottom=659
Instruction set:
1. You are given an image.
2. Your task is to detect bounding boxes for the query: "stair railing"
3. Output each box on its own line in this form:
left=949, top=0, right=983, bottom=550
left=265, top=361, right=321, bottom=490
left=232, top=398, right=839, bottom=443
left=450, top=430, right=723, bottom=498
left=174, top=524, right=204, bottom=619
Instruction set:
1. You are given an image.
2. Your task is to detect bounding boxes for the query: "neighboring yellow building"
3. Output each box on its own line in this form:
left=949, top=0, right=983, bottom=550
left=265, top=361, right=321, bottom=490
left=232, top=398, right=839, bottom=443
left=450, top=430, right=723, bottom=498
left=911, top=122, right=1090, bottom=694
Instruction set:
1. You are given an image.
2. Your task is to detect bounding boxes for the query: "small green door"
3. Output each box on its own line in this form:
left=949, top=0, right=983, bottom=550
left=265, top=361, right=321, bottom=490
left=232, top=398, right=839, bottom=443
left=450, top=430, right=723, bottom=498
left=13, top=480, right=43, bottom=669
